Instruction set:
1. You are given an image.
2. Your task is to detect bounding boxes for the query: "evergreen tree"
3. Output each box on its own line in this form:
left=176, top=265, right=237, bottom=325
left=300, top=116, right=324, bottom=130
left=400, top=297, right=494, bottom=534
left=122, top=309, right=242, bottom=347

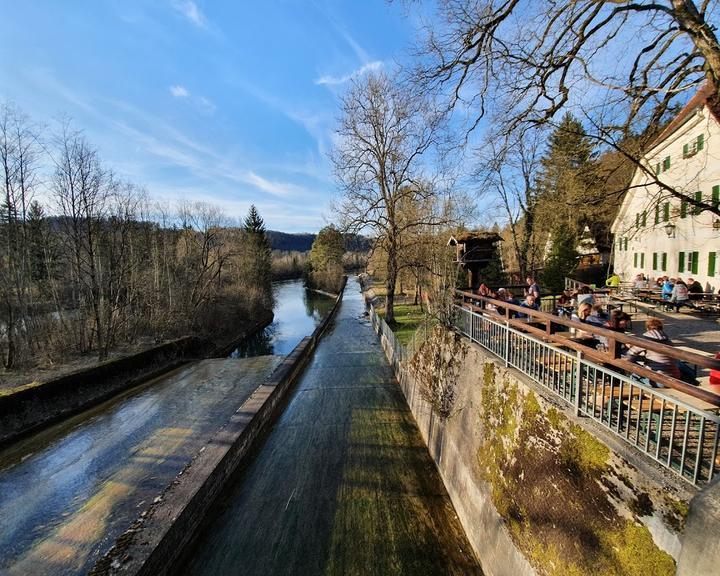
left=535, top=113, right=597, bottom=236
left=241, top=205, right=272, bottom=303
left=244, top=204, right=266, bottom=234
left=541, top=225, right=579, bottom=293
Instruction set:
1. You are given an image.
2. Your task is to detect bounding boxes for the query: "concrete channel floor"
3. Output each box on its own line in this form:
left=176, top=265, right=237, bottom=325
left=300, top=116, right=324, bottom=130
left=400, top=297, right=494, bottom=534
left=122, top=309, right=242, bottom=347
left=0, top=355, right=282, bottom=576
left=183, top=278, right=483, bottom=576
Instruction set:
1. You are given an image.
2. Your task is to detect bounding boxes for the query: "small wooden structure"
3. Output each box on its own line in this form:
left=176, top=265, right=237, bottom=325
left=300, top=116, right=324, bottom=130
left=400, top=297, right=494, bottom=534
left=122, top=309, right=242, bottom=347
left=447, top=231, right=503, bottom=289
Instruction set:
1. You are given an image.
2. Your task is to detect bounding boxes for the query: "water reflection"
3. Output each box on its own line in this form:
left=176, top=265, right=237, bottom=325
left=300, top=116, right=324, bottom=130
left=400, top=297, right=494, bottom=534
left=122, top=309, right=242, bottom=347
left=230, top=279, right=335, bottom=357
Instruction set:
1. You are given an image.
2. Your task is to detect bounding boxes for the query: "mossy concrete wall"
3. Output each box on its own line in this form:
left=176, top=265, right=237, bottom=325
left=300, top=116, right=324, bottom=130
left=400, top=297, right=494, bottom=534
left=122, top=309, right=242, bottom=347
left=369, top=309, right=695, bottom=576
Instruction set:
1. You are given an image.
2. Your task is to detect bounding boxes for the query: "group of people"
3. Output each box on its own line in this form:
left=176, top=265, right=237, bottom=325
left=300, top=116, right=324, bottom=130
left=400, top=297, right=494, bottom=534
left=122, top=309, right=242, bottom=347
left=471, top=275, right=697, bottom=387
left=633, top=273, right=705, bottom=312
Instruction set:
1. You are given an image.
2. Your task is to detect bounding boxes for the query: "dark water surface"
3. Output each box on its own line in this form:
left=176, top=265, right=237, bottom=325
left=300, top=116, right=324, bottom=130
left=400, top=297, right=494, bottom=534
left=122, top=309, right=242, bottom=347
left=183, top=277, right=483, bottom=576
left=0, top=279, right=332, bottom=575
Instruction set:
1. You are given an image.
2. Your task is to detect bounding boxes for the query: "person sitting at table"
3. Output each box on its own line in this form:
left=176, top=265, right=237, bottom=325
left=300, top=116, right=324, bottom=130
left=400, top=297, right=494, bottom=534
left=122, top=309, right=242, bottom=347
left=633, top=274, right=647, bottom=291
left=661, top=277, right=674, bottom=300
left=586, top=304, right=609, bottom=326
left=687, top=277, right=703, bottom=300
left=669, top=278, right=690, bottom=311
left=624, top=318, right=681, bottom=385
left=556, top=289, right=574, bottom=317
left=570, top=302, right=599, bottom=348
left=576, top=285, right=595, bottom=306
left=517, top=293, right=540, bottom=318
left=477, top=283, right=493, bottom=297
left=601, top=310, right=632, bottom=356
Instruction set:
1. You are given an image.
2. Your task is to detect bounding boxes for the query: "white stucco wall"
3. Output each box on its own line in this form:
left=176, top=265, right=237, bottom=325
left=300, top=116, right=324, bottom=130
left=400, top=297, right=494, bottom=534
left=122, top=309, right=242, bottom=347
left=611, top=104, right=720, bottom=290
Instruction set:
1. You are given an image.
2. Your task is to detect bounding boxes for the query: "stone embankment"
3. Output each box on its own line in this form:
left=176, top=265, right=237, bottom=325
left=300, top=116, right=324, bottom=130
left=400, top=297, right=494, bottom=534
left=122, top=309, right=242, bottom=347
left=0, top=311, right=273, bottom=445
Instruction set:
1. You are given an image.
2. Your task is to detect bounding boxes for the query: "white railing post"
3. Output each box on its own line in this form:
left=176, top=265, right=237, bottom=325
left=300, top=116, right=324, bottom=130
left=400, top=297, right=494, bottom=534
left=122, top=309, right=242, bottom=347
left=504, top=321, right=510, bottom=367
left=574, top=349, right=583, bottom=416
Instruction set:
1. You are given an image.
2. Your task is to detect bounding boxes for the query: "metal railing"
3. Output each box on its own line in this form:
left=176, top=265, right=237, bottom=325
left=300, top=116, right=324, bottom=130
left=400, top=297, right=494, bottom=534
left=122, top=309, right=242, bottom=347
left=454, top=304, right=720, bottom=486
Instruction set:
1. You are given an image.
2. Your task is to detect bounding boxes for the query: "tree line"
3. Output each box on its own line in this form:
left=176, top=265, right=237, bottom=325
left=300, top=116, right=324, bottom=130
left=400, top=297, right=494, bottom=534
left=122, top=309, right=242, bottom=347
left=331, top=0, right=720, bottom=319
left=0, top=103, right=272, bottom=370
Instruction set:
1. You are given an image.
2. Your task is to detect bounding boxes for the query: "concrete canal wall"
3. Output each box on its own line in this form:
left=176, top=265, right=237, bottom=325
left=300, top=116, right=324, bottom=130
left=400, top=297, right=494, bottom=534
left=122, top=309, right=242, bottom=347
left=0, top=313, right=273, bottom=446
left=91, top=277, right=347, bottom=576
left=362, top=285, right=701, bottom=576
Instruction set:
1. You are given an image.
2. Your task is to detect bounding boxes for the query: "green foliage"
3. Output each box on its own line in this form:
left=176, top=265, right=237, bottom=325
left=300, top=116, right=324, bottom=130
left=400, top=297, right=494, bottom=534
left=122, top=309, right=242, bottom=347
left=306, top=225, right=345, bottom=293
left=241, top=205, right=272, bottom=305
left=541, top=225, right=578, bottom=293
left=243, top=204, right=266, bottom=234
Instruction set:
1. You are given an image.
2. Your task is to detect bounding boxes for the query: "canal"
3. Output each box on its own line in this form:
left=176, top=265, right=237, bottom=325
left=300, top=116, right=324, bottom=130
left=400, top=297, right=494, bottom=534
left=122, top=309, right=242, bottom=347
left=182, top=277, right=482, bottom=575
left=0, top=279, right=333, bottom=576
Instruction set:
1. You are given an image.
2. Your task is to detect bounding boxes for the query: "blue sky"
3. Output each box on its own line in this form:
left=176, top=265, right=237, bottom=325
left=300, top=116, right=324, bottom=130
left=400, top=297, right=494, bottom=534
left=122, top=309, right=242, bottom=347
left=0, top=1, right=416, bottom=232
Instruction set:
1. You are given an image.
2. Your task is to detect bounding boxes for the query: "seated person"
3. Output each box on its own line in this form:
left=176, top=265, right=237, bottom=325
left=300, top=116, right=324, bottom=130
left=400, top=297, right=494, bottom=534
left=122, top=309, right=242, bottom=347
left=576, top=286, right=595, bottom=306
left=633, top=274, right=647, bottom=291
left=477, top=283, right=494, bottom=298
left=556, top=289, right=574, bottom=317
left=624, top=318, right=681, bottom=384
left=517, top=294, right=540, bottom=318
left=600, top=309, right=632, bottom=356
left=585, top=304, right=609, bottom=326
left=570, top=302, right=599, bottom=347
left=669, top=279, right=690, bottom=311
left=661, top=277, right=674, bottom=300
left=687, top=277, right=703, bottom=300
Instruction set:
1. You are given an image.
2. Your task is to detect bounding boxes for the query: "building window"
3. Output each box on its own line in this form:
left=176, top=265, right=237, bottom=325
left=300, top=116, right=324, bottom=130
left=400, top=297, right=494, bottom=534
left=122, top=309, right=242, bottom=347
left=663, top=156, right=671, bottom=171
left=683, top=134, right=704, bottom=158
left=681, top=251, right=700, bottom=275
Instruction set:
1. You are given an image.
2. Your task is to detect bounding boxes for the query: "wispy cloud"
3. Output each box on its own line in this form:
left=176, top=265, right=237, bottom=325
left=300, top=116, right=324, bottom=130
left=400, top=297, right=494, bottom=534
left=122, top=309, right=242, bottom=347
left=171, top=0, right=207, bottom=29
left=314, top=60, right=383, bottom=86
left=169, top=84, right=189, bottom=98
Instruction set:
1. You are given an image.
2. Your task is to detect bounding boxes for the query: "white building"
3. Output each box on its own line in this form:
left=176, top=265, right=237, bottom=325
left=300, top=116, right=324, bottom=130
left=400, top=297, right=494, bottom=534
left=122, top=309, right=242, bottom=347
left=611, top=84, right=720, bottom=291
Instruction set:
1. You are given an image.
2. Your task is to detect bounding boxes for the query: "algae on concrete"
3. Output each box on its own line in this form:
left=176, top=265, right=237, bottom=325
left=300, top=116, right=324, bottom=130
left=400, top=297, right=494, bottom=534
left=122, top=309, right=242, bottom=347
left=477, top=361, right=676, bottom=576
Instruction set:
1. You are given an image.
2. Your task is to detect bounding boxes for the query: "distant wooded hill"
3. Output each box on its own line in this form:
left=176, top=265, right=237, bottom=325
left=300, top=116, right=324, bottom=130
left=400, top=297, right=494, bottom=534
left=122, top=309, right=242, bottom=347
left=267, top=230, right=371, bottom=252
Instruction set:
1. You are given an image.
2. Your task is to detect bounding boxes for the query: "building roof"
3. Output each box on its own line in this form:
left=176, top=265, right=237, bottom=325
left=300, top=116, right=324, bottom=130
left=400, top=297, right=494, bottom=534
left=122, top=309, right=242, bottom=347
left=651, top=82, right=719, bottom=148
left=447, top=231, right=503, bottom=246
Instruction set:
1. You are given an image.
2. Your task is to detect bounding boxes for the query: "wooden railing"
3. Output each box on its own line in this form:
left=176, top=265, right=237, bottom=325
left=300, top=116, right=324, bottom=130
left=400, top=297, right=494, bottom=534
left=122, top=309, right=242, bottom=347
left=455, top=289, right=720, bottom=407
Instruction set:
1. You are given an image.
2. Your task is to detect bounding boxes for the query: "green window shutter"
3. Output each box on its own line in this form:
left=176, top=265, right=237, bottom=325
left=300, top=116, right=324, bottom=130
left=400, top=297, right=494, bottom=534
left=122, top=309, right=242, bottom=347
left=693, top=190, right=703, bottom=215
left=661, top=252, right=667, bottom=272
left=679, top=252, right=685, bottom=272
left=634, top=253, right=638, bottom=267
left=654, top=205, right=659, bottom=224
left=640, top=253, right=645, bottom=268
left=623, top=237, right=628, bottom=251
left=652, top=252, right=658, bottom=270
left=697, top=133, right=704, bottom=151
left=636, top=213, right=640, bottom=227
left=655, top=163, right=661, bottom=175
left=683, top=143, right=689, bottom=157
left=663, top=156, right=671, bottom=171
left=713, top=185, right=719, bottom=209
left=642, top=210, right=647, bottom=227
left=663, top=202, right=670, bottom=222
left=680, top=200, right=687, bottom=218
left=709, top=252, right=716, bottom=277
left=692, top=251, right=699, bottom=274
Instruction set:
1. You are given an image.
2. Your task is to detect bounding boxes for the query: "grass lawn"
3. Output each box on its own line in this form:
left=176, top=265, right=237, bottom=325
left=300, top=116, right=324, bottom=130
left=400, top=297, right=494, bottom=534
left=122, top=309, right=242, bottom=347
left=378, top=303, right=428, bottom=346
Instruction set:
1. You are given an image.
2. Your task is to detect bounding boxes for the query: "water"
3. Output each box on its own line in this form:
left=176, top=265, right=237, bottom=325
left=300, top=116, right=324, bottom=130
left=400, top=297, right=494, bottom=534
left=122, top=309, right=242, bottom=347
left=0, top=278, right=333, bottom=576
left=183, top=278, right=482, bottom=575
left=231, top=279, right=336, bottom=357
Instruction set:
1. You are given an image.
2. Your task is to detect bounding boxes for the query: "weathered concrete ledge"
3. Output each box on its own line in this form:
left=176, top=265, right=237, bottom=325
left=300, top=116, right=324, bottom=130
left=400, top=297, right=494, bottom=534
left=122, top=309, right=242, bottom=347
left=0, top=311, right=273, bottom=446
left=91, top=276, right=347, bottom=576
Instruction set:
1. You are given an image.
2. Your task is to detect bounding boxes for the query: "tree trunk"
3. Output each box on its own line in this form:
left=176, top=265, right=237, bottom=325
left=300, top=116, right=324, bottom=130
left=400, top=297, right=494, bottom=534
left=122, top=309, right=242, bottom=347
left=672, top=0, right=720, bottom=92
left=385, top=249, right=398, bottom=325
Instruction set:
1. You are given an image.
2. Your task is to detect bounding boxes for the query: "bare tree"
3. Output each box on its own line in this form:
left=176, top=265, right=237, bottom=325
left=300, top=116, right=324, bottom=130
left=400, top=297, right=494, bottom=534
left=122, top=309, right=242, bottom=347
left=0, top=104, right=40, bottom=367
left=332, top=71, right=450, bottom=323
left=414, top=0, right=720, bottom=215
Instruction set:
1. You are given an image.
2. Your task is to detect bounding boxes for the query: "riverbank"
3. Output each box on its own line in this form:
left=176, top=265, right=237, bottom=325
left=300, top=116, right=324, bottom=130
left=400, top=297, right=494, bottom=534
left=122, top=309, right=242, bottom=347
left=0, top=311, right=273, bottom=446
